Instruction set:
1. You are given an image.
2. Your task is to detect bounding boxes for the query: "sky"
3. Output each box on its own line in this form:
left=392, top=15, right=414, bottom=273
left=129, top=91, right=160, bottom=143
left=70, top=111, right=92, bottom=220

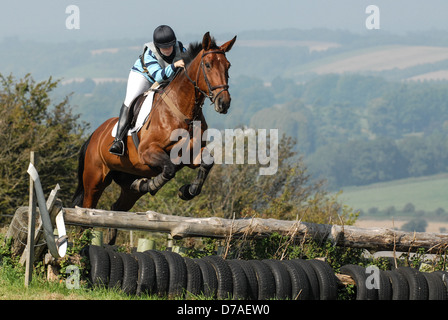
left=0, top=0, right=447, bottom=42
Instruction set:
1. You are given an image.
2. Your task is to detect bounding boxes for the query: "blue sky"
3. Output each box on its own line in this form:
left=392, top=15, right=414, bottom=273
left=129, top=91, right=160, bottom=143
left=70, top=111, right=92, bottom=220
left=1, top=0, right=447, bottom=42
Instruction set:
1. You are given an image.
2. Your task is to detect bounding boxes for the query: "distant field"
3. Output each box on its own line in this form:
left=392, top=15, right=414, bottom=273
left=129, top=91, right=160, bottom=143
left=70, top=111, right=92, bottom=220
left=339, top=173, right=448, bottom=213
left=292, top=45, right=448, bottom=77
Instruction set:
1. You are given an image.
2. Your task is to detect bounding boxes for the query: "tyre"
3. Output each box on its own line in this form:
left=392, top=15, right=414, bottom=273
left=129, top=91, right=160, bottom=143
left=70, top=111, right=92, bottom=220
left=88, top=245, right=110, bottom=288
left=227, top=259, right=249, bottom=300
left=262, top=259, right=291, bottom=300
left=247, top=260, right=276, bottom=300
left=203, top=255, right=233, bottom=299
left=119, top=252, right=138, bottom=295
left=433, top=270, right=448, bottom=297
left=339, top=264, right=376, bottom=300
left=160, top=250, right=188, bottom=298
left=308, top=259, right=338, bottom=300
left=194, top=258, right=218, bottom=298
left=290, top=259, right=320, bottom=300
left=231, top=259, right=258, bottom=300
left=183, top=257, right=202, bottom=298
left=280, top=260, right=311, bottom=300
left=105, top=248, right=123, bottom=289
left=132, top=252, right=155, bottom=295
left=143, top=250, right=169, bottom=296
left=422, top=272, right=447, bottom=300
left=378, top=270, right=393, bottom=300
left=383, top=270, right=409, bottom=300
left=396, top=267, right=428, bottom=300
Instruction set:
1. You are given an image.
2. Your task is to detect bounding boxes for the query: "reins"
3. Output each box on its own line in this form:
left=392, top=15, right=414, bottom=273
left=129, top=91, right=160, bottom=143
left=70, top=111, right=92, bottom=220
left=183, top=50, right=229, bottom=105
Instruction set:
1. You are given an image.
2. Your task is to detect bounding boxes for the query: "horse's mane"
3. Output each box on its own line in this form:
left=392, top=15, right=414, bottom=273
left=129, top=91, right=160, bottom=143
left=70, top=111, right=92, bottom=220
left=181, top=37, right=219, bottom=66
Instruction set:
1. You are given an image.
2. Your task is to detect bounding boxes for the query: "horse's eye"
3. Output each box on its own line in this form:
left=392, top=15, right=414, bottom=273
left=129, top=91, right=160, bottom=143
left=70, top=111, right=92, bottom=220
left=205, top=62, right=211, bottom=69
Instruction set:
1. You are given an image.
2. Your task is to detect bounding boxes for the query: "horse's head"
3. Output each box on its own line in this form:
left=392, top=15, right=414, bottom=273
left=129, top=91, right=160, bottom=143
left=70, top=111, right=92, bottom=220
left=199, top=32, right=237, bottom=114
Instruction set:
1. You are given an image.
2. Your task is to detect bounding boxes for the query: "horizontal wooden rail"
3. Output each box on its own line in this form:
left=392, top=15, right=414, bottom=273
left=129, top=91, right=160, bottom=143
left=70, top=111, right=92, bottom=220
left=40, top=206, right=448, bottom=253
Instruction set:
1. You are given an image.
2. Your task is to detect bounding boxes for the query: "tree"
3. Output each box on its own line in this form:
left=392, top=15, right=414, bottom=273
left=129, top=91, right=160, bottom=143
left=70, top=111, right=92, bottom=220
left=0, top=73, right=88, bottom=217
left=400, top=218, right=427, bottom=233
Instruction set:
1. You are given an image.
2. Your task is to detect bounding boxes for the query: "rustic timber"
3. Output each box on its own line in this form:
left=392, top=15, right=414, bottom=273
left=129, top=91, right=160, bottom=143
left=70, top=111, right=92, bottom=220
left=38, top=206, right=448, bottom=253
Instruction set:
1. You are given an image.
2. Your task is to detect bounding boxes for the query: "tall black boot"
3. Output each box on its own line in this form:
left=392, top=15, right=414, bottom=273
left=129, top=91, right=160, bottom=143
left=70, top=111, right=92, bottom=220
left=109, top=103, right=130, bottom=156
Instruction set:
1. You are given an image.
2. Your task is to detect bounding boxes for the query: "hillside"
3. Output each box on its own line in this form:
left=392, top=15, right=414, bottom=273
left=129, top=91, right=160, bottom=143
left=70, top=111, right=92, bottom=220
left=2, top=28, right=448, bottom=194
left=339, top=173, right=448, bottom=214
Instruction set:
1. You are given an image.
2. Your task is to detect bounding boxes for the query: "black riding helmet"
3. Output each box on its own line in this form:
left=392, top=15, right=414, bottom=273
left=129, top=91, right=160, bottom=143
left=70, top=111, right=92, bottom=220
left=153, top=25, right=177, bottom=48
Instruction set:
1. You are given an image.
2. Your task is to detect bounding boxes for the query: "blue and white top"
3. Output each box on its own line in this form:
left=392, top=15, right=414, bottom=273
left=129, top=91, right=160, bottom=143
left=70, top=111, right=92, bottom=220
left=131, top=41, right=185, bottom=84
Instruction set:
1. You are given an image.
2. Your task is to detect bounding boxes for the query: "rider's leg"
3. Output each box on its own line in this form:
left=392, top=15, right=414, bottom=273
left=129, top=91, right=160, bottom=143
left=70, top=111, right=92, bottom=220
left=109, top=71, right=151, bottom=156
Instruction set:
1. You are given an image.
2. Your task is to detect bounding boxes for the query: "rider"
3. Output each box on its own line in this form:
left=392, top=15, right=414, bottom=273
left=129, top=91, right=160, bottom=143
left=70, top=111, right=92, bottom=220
left=109, top=25, right=186, bottom=156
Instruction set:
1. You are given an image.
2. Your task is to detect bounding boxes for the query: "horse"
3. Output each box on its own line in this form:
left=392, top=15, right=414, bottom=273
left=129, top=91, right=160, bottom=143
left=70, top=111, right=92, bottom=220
left=72, top=32, right=236, bottom=244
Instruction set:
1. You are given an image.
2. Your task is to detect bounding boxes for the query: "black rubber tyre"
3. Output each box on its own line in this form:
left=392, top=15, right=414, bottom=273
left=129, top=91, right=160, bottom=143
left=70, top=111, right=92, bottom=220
left=422, top=272, right=447, bottom=300
left=434, top=270, right=448, bottom=297
left=232, top=259, right=258, bottom=300
left=203, top=255, right=233, bottom=299
left=340, top=264, right=376, bottom=300
left=160, top=250, right=188, bottom=298
left=143, top=250, right=169, bottom=296
left=396, top=267, right=429, bottom=300
left=378, top=270, right=393, bottom=300
left=247, top=260, right=276, bottom=300
left=132, top=252, right=156, bottom=295
left=88, top=245, right=110, bottom=287
left=119, top=252, right=138, bottom=295
left=194, top=258, right=218, bottom=298
left=307, top=259, right=338, bottom=300
left=280, top=260, right=311, bottom=300
left=262, top=259, right=291, bottom=299
left=227, top=259, right=249, bottom=299
left=290, top=259, right=320, bottom=300
left=383, top=270, right=409, bottom=300
left=105, top=248, right=123, bottom=289
left=183, top=257, right=203, bottom=298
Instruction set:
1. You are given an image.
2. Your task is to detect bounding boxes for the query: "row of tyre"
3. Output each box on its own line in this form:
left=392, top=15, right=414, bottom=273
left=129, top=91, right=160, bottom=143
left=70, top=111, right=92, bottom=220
left=86, top=245, right=448, bottom=300
left=339, top=264, right=448, bottom=300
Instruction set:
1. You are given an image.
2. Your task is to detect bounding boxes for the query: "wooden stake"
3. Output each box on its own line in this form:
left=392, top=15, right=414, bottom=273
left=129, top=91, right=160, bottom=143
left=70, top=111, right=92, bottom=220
left=24, top=151, right=37, bottom=287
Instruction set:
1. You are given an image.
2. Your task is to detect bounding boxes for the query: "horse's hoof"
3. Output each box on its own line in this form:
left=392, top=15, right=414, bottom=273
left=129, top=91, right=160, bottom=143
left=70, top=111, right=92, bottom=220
left=130, top=178, right=148, bottom=193
left=178, top=184, right=195, bottom=201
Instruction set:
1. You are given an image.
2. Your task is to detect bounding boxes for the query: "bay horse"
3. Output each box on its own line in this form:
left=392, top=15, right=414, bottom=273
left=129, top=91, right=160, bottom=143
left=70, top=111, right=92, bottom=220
left=72, top=32, right=236, bottom=244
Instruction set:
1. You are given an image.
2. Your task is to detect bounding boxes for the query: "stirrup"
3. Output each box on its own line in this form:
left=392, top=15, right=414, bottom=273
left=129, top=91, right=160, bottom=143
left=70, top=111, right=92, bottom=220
left=109, top=140, right=125, bottom=156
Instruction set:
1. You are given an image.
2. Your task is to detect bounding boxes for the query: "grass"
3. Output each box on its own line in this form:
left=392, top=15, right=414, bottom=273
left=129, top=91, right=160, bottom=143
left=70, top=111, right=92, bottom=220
left=339, top=173, right=448, bottom=215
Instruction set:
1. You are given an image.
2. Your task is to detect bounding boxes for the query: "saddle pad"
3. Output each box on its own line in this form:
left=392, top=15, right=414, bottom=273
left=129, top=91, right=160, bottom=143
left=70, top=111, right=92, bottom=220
left=111, top=91, right=155, bottom=137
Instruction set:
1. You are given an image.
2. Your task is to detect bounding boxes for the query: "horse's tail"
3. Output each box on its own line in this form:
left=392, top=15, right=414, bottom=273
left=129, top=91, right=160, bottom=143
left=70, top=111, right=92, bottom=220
left=71, top=134, right=92, bottom=208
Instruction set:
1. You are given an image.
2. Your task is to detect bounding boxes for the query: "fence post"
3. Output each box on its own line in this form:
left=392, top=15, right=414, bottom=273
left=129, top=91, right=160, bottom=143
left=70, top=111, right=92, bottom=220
left=25, top=151, right=37, bottom=287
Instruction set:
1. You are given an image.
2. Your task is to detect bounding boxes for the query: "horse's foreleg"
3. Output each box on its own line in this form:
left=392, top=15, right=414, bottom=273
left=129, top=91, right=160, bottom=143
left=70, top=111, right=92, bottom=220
left=179, top=148, right=214, bottom=201
left=131, top=150, right=176, bottom=195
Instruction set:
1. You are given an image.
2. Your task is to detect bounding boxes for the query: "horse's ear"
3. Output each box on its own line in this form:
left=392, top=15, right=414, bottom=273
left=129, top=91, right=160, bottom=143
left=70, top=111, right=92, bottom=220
left=220, top=35, right=237, bottom=53
left=202, top=32, right=212, bottom=50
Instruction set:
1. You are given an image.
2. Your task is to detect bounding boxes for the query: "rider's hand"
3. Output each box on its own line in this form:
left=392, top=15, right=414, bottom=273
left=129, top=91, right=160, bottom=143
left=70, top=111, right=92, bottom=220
left=174, top=59, right=185, bottom=69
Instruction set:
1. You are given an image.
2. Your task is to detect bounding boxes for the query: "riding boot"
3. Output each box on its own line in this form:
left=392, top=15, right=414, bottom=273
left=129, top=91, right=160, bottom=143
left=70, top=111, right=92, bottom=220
left=109, top=103, right=130, bottom=156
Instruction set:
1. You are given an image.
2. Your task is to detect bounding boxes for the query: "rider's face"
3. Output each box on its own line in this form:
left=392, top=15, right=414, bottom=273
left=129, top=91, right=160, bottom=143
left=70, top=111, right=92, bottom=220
left=159, top=46, right=174, bottom=56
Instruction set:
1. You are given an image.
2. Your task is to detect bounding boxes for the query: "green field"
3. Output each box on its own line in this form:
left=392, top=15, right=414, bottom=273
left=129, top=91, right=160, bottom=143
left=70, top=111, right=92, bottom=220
left=338, top=173, right=448, bottom=214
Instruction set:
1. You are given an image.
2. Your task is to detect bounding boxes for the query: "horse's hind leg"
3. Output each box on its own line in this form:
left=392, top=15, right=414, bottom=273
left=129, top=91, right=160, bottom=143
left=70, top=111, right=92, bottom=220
left=105, top=172, right=145, bottom=245
left=82, top=169, right=113, bottom=209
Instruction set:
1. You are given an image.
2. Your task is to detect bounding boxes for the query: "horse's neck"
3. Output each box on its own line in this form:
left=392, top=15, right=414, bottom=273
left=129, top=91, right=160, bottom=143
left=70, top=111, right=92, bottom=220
left=164, top=66, right=204, bottom=120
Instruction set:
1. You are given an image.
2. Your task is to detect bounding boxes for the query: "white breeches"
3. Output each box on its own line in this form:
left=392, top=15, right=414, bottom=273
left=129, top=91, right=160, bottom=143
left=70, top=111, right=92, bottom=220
left=123, top=71, right=151, bottom=107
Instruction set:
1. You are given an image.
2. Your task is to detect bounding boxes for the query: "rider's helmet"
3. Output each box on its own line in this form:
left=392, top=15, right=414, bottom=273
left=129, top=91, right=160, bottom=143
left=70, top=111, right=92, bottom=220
left=153, top=25, right=177, bottom=48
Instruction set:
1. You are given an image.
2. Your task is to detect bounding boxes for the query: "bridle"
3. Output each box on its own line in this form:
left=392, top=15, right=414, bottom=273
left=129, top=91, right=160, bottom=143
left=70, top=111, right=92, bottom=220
left=183, top=50, right=230, bottom=105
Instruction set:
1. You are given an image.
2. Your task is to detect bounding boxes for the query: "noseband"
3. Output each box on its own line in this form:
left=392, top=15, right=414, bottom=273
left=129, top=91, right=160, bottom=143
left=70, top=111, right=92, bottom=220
left=184, top=50, right=229, bottom=104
